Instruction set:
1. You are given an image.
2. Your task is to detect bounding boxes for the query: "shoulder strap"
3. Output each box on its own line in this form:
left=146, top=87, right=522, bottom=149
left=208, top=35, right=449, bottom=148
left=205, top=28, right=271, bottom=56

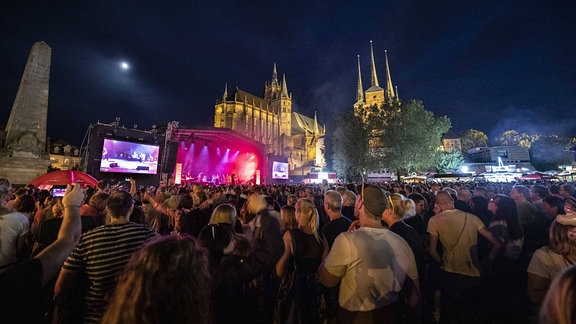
left=446, top=213, right=468, bottom=254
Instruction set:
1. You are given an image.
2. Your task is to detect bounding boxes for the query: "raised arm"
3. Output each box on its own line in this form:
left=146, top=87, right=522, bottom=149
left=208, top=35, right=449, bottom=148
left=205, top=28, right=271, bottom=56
left=36, top=183, right=83, bottom=287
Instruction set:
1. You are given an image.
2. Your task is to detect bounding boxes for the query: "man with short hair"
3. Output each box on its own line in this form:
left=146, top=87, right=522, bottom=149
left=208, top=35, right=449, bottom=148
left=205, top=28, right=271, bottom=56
left=319, top=185, right=419, bottom=322
left=321, top=190, right=352, bottom=322
left=55, top=190, right=157, bottom=323
left=427, top=191, right=502, bottom=323
left=530, top=185, right=549, bottom=213
left=510, top=185, right=540, bottom=228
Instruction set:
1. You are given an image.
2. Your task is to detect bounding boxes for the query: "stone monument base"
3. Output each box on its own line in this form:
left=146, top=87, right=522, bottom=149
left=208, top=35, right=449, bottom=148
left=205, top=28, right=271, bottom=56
left=0, top=155, right=51, bottom=185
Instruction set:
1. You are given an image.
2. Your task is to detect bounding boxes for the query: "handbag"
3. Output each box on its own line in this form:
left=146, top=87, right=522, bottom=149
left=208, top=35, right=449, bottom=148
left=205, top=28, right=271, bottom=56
left=274, top=230, right=299, bottom=324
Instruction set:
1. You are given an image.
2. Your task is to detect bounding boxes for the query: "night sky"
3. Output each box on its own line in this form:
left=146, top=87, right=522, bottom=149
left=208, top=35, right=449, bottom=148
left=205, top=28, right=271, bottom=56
left=1, top=1, right=575, bottom=146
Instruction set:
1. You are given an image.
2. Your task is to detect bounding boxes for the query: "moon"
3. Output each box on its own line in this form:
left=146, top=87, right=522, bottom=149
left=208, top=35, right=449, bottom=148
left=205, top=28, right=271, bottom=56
left=120, top=61, right=130, bottom=70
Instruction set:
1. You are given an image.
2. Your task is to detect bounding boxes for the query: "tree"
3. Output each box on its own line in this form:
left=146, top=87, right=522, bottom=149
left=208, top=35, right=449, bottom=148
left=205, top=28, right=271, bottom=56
left=496, top=130, right=540, bottom=148
left=324, top=111, right=373, bottom=181
left=436, top=150, right=464, bottom=173
left=460, top=129, right=488, bottom=152
left=379, top=100, right=451, bottom=176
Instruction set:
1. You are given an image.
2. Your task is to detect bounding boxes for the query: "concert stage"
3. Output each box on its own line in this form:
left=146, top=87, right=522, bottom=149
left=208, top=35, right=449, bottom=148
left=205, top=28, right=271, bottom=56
left=169, top=128, right=267, bottom=185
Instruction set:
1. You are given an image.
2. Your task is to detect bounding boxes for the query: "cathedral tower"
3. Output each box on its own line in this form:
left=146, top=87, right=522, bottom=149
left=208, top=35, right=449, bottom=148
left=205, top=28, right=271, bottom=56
left=364, top=40, right=385, bottom=108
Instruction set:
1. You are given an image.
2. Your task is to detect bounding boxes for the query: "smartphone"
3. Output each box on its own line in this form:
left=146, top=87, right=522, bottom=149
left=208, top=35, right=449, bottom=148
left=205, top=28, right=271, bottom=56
left=52, top=185, right=67, bottom=198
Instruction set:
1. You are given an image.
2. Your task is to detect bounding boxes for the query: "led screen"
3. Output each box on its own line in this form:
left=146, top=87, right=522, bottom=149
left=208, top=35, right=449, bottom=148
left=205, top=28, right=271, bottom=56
left=272, top=161, right=289, bottom=180
left=99, top=138, right=160, bottom=175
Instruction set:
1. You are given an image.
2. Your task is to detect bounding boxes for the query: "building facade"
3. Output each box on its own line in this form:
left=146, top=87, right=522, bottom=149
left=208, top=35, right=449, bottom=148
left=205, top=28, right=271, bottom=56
left=49, top=141, right=81, bottom=170
left=214, top=64, right=325, bottom=171
left=353, top=41, right=398, bottom=123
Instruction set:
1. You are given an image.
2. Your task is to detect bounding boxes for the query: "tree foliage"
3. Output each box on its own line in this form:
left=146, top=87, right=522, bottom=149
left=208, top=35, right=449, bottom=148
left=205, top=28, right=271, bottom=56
left=379, top=100, right=451, bottom=176
left=496, top=129, right=540, bottom=148
left=436, top=150, right=464, bottom=173
left=324, top=111, right=373, bottom=181
left=460, top=129, right=488, bottom=152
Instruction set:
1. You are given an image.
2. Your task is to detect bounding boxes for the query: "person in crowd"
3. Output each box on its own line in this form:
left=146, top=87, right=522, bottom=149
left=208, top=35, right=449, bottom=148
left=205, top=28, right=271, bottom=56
left=483, top=194, right=525, bottom=322
left=55, top=190, right=157, bottom=323
left=0, top=183, right=84, bottom=323
left=0, top=178, right=30, bottom=273
left=340, top=189, right=357, bottom=221
left=102, top=235, right=211, bottom=324
left=539, top=264, right=576, bottom=324
left=245, top=191, right=284, bottom=323
left=468, top=195, right=492, bottom=225
left=527, top=216, right=576, bottom=304
left=79, top=191, right=109, bottom=226
left=275, top=198, right=324, bottom=323
left=530, top=184, right=549, bottom=213
left=511, top=185, right=540, bottom=228
left=511, top=185, right=546, bottom=256
left=280, top=205, right=298, bottom=233
left=427, top=190, right=503, bottom=323
left=321, top=190, right=352, bottom=250
left=382, top=193, right=427, bottom=323
left=319, top=184, right=419, bottom=323
left=13, top=193, right=37, bottom=257
left=559, top=184, right=575, bottom=200
left=286, top=194, right=298, bottom=207
left=265, top=195, right=281, bottom=223
left=197, top=220, right=278, bottom=324
left=542, top=195, right=565, bottom=222
left=96, top=179, right=110, bottom=193
left=405, top=192, right=430, bottom=237
left=210, top=202, right=243, bottom=233
left=320, top=190, right=352, bottom=322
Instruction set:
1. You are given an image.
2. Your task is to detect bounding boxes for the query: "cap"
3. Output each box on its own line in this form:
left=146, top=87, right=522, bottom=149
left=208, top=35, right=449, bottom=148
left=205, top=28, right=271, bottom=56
left=362, top=185, right=388, bottom=217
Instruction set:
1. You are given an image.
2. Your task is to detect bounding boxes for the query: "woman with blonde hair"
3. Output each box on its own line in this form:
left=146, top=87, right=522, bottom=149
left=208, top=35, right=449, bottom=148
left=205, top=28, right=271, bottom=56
left=539, top=264, right=576, bottom=324
left=102, top=235, right=211, bottom=324
left=527, top=216, right=576, bottom=304
left=275, top=198, right=323, bottom=323
left=381, top=193, right=426, bottom=321
left=280, top=205, right=298, bottom=233
left=210, top=203, right=237, bottom=226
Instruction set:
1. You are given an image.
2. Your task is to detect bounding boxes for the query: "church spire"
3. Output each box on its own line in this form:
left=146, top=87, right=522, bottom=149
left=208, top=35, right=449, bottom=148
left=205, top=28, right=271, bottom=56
left=281, top=74, right=289, bottom=97
left=314, top=111, right=319, bottom=134
left=223, top=82, right=228, bottom=100
left=370, top=40, right=379, bottom=87
left=272, top=63, right=279, bottom=86
left=356, top=55, right=364, bottom=103
left=384, top=50, right=395, bottom=100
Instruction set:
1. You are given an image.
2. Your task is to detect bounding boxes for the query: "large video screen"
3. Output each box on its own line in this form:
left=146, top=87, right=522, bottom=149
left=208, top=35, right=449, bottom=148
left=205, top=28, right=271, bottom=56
left=99, top=138, right=160, bottom=175
left=272, top=161, right=289, bottom=180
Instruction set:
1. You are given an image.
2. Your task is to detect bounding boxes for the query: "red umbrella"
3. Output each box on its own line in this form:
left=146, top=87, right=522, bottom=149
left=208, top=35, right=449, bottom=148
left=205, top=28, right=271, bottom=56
left=28, top=170, right=98, bottom=189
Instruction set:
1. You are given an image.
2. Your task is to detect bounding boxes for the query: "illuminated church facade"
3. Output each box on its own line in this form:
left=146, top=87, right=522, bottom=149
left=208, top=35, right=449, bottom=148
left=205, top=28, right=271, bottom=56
left=214, top=64, right=325, bottom=172
left=353, top=41, right=398, bottom=123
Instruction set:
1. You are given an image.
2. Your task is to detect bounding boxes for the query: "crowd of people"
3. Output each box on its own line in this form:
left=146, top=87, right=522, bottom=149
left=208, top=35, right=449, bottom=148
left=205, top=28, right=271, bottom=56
left=1, top=177, right=576, bottom=324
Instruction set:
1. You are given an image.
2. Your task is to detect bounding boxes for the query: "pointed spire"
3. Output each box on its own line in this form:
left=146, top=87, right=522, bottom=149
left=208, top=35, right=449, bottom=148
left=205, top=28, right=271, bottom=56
left=370, top=40, right=379, bottom=87
left=314, top=111, right=319, bottom=134
left=272, top=63, right=279, bottom=86
left=356, top=55, right=364, bottom=103
left=223, top=82, right=228, bottom=100
left=281, top=74, right=289, bottom=97
left=384, top=50, right=395, bottom=99
left=395, top=85, right=399, bottom=101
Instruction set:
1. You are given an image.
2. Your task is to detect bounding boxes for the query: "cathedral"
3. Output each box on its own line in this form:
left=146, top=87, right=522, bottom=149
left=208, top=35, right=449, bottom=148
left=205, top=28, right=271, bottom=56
left=353, top=41, right=398, bottom=122
left=214, top=64, right=325, bottom=172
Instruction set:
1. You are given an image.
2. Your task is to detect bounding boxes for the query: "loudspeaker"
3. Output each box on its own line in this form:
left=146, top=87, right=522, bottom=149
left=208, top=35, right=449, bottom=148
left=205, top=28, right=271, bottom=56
left=162, top=141, right=178, bottom=173
left=109, top=163, right=119, bottom=168
left=136, top=166, right=150, bottom=171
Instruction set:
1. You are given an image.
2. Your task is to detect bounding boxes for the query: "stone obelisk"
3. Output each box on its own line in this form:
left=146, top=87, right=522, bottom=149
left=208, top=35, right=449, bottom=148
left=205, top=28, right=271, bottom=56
left=0, top=41, right=52, bottom=184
